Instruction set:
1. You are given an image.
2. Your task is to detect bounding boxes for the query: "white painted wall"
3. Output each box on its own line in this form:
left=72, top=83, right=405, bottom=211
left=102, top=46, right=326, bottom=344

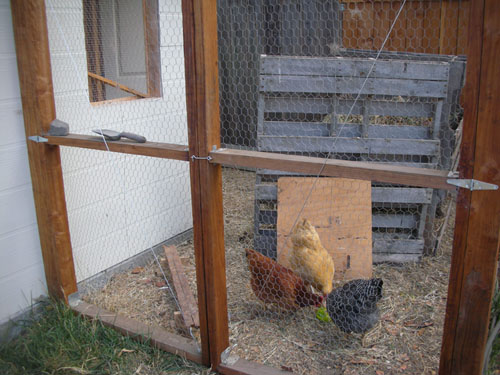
left=0, top=0, right=191, bottom=329
left=45, top=0, right=192, bottom=282
left=0, top=0, right=48, bottom=327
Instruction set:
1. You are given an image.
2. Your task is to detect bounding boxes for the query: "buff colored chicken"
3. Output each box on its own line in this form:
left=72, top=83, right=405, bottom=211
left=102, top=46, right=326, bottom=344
left=289, top=218, right=335, bottom=296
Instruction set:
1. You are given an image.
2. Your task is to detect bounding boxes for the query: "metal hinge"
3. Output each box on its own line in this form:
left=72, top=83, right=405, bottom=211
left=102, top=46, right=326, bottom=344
left=191, top=155, right=212, bottom=161
left=28, top=135, right=48, bottom=143
left=447, top=179, right=498, bottom=191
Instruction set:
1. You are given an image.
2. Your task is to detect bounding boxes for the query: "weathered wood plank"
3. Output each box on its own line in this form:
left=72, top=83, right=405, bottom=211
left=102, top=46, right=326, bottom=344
left=373, top=237, right=425, bottom=254
left=164, top=245, right=200, bottom=328
left=46, top=134, right=189, bottom=161
left=263, top=121, right=430, bottom=139
left=372, top=214, right=418, bottom=229
left=261, top=76, right=448, bottom=98
left=255, top=184, right=277, bottom=201
left=257, top=161, right=439, bottom=175
left=253, top=235, right=277, bottom=259
left=255, top=208, right=419, bottom=229
left=373, top=253, right=421, bottom=263
left=264, top=96, right=435, bottom=118
left=260, top=55, right=450, bottom=81
left=258, top=210, right=276, bottom=225
left=11, top=0, right=77, bottom=302
left=218, top=357, right=292, bottom=375
left=257, top=229, right=277, bottom=238
left=71, top=300, right=203, bottom=364
left=258, top=136, right=440, bottom=155
left=256, top=184, right=432, bottom=204
left=372, top=187, right=433, bottom=204
left=211, top=149, right=452, bottom=190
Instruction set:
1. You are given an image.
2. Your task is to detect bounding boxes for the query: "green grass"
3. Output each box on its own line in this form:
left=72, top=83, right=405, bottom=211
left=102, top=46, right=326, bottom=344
left=0, top=301, right=207, bottom=375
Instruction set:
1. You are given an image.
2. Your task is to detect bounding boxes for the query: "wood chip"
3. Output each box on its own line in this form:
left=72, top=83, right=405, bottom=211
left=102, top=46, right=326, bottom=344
left=131, top=267, right=144, bottom=274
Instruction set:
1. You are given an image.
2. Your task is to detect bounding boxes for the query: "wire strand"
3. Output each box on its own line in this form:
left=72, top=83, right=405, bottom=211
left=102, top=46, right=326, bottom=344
left=282, top=0, right=409, bottom=248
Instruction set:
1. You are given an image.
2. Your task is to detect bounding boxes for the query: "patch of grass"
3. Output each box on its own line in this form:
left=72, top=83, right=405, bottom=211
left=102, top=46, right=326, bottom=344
left=486, top=282, right=500, bottom=374
left=0, top=301, right=207, bottom=375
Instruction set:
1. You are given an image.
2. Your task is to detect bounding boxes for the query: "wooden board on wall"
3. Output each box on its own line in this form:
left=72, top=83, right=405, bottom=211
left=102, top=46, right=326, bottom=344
left=341, top=0, right=470, bottom=55
left=276, top=177, right=372, bottom=281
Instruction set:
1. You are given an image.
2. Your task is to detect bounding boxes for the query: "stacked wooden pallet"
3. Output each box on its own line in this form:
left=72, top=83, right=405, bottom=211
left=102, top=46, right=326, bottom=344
left=254, top=54, right=464, bottom=262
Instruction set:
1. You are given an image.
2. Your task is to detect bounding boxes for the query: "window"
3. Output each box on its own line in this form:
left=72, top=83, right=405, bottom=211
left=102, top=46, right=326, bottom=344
left=83, top=0, right=161, bottom=102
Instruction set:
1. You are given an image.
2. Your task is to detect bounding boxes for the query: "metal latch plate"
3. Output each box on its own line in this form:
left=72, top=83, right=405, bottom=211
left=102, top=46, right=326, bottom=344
left=446, top=178, right=498, bottom=191
left=28, top=135, right=48, bottom=143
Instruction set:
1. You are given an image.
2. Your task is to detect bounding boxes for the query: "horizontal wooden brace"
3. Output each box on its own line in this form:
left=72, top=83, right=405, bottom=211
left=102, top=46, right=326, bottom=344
left=210, top=148, right=453, bottom=190
left=45, top=134, right=189, bottom=161
left=218, top=357, right=293, bottom=375
left=70, top=299, right=202, bottom=364
left=44, top=134, right=453, bottom=190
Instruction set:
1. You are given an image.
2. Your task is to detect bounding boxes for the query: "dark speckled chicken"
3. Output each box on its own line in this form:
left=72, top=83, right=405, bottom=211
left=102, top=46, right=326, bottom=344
left=326, top=278, right=383, bottom=333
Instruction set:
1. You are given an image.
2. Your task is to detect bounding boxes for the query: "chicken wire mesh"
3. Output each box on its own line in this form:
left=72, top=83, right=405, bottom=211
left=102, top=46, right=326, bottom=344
left=40, top=0, right=476, bottom=373
left=44, top=0, right=202, bottom=346
left=218, top=0, right=467, bottom=373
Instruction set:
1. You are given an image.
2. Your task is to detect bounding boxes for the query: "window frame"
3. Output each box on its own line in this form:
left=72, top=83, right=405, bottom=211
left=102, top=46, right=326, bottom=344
left=82, top=0, right=161, bottom=103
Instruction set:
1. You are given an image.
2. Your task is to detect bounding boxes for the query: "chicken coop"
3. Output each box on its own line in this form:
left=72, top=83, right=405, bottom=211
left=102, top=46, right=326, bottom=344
left=9, top=0, right=500, bottom=374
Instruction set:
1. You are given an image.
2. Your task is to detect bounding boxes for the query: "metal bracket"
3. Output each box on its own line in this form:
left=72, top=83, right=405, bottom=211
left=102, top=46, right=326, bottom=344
left=67, top=291, right=82, bottom=308
left=220, top=344, right=239, bottom=366
left=28, top=135, right=48, bottom=143
left=191, top=155, right=212, bottom=161
left=446, top=179, right=499, bottom=191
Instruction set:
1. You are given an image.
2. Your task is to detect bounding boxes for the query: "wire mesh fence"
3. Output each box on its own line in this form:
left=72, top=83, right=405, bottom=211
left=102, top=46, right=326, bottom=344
left=41, top=0, right=476, bottom=373
left=218, top=0, right=467, bottom=373
left=44, top=0, right=201, bottom=346
left=222, top=167, right=456, bottom=373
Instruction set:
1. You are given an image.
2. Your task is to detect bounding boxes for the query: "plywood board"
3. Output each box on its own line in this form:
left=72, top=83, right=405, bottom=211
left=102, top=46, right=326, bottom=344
left=277, top=177, right=372, bottom=280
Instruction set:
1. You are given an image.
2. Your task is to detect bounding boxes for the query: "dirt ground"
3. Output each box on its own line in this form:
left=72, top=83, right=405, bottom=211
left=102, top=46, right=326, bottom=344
left=83, top=167, right=456, bottom=375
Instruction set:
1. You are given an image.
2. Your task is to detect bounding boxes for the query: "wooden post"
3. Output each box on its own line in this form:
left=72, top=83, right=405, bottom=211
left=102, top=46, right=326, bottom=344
left=11, top=0, right=77, bottom=301
left=182, top=0, right=229, bottom=369
left=440, top=0, right=500, bottom=374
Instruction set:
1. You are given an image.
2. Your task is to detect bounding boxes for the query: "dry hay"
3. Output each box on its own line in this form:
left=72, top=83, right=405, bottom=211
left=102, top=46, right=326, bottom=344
left=83, top=168, right=456, bottom=375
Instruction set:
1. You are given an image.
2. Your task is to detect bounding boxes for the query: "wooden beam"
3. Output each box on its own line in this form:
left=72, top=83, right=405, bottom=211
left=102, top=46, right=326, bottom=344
left=11, top=0, right=77, bottom=301
left=47, top=134, right=453, bottom=191
left=218, top=358, right=293, bottom=375
left=144, top=0, right=161, bottom=97
left=210, top=148, right=454, bottom=190
left=164, top=245, right=200, bottom=328
left=46, top=134, right=189, bottom=161
left=83, top=0, right=105, bottom=102
left=71, top=300, right=203, bottom=364
left=182, top=0, right=229, bottom=368
left=87, top=72, right=149, bottom=98
left=440, top=0, right=500, bottom=374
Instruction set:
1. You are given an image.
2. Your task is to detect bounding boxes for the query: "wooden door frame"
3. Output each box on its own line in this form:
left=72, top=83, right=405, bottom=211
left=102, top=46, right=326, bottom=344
left=11, top=0, right=500, bottom=373
left=11, top=0, right=77, bottom=302
left=439, top=0, right=500, bottom=373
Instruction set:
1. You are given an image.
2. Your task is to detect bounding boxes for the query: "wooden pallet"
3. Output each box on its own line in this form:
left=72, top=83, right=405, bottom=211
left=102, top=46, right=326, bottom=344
left=254, top=54, right=464, bottom=262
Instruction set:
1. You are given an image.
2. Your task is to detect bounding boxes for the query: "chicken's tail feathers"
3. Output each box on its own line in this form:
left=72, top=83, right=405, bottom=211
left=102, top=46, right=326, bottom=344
left=371, top=278, right=384, bottom=297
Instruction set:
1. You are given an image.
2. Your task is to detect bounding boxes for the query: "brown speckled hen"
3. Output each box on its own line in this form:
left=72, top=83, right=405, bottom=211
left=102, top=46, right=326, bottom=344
left=246, top=248, right=323, bottom=311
